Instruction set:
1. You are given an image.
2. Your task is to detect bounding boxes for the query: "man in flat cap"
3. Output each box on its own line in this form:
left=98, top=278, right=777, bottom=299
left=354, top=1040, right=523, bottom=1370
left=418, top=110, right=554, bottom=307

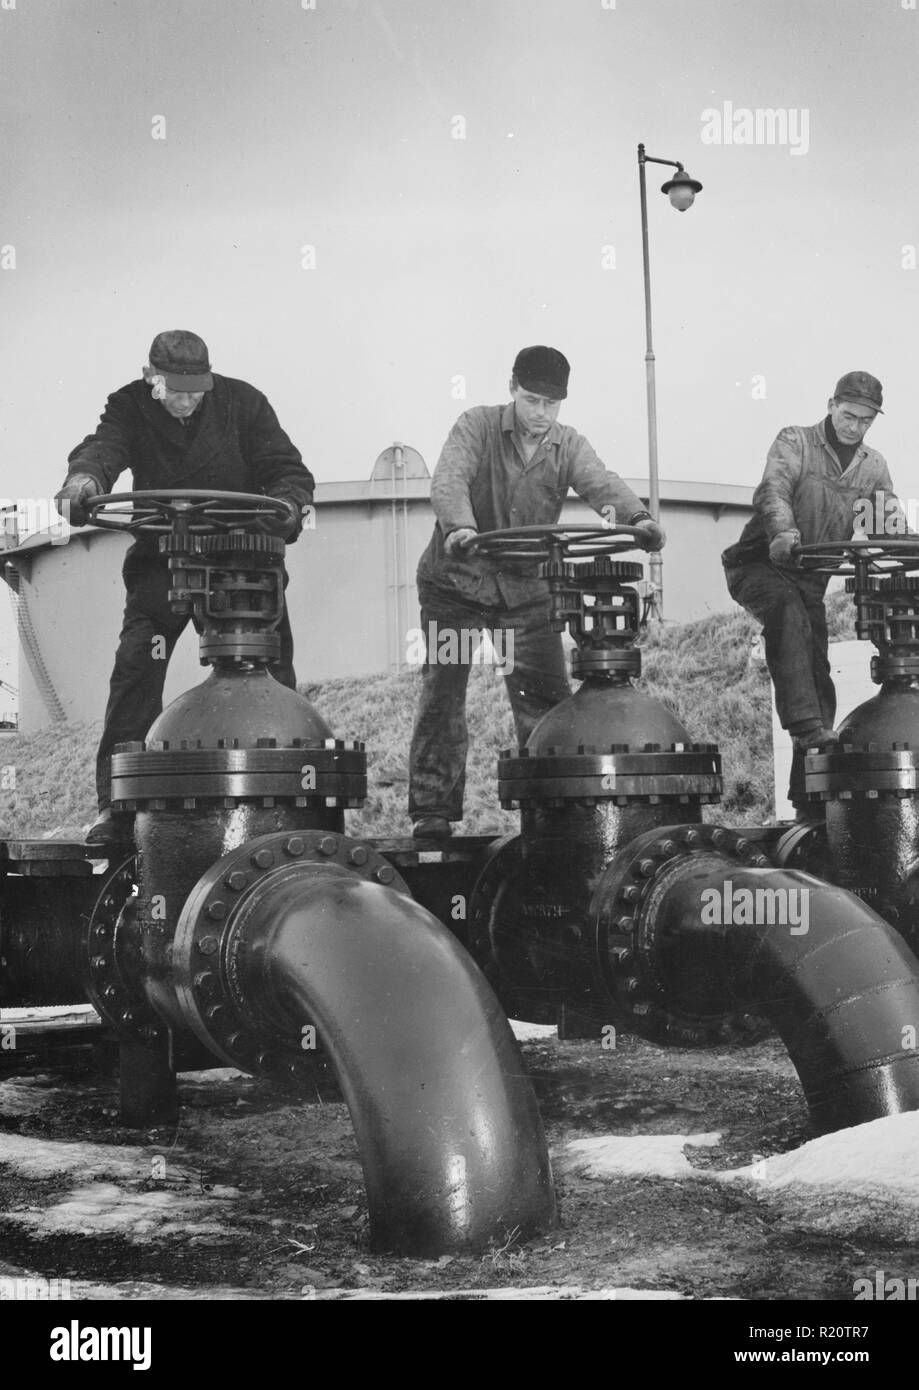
left=55, top=330, right=313, bottom=845
left=722, top=370, right=908, bottom=821
left=408, top=345, right=664, bottom=839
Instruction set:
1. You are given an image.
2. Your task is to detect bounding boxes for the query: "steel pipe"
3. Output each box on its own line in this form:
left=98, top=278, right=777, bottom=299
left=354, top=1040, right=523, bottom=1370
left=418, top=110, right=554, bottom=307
left=0, top=872, right=99, bottom=1008
left=173, top=848, right=557, bottom=1255
left=603, top=848, right=919, bottom=1131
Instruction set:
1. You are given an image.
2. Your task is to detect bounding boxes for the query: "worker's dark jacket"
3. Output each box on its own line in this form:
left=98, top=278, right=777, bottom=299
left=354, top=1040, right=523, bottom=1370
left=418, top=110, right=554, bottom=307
left=65, top=375, right=314, bottom=555
left=722, top=418, right=901, bottom=569
left=417, top=402, right=650, bottom=608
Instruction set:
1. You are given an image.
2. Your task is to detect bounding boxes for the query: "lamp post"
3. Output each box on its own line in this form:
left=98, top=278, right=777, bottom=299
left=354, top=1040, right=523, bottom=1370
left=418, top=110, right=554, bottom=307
left=637, top=143, right=703, bottom=621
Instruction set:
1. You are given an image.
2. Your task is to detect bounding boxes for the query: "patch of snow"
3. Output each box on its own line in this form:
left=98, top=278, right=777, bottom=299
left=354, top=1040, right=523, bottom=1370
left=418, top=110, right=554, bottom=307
left=0, top=1005, right=97, bottom=1020
left=12, top=1184, right=230, bottom=1237
left=557, top=1112, right=919, bottom=1242
left=510, top=1021, right=558, bottom=1041
left=722, top=1110, right=919, bottom=1199
left=177, top=1068, right=250, bottom=1083
left=0, top=1132, right=238, bottom=1240
left=0, top=1132, right=142, bottom=1181
left=560, top=1132, right=722, bottom=1179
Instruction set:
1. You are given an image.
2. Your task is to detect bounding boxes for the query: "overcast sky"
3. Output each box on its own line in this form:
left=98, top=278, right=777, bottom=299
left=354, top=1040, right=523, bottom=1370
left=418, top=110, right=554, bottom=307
left=2, top=0, right=918, bottom=699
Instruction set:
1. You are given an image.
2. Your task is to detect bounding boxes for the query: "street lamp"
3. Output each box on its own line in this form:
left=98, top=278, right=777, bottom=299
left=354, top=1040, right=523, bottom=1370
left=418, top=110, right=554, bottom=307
left=637, top=142, right=703, bottom=621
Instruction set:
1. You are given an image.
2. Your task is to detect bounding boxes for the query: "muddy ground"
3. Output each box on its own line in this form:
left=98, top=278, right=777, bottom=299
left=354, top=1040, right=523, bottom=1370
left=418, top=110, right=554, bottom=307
left=2, top=1027, right=917, bottom=1304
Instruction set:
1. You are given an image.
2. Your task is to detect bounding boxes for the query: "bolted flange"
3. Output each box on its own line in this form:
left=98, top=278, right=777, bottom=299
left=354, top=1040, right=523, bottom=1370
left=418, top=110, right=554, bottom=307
left=111, top=736, right=367, bottom=809
left=466, top=833, right=534, bottom=1018
left=83, top=855, right=165, bottom=1040
left=171, top=830, right=408, bottom=1079
left=590, top=823, right=772, bottom=1047
left=806, top=742, right=919, bottom=800
left=498, top=742, right=722, bottom=808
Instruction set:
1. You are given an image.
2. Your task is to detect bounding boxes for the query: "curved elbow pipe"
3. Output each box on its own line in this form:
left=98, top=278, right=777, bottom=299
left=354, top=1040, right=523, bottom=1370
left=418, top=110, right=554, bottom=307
left=174, top=846, right=556, bottom=1256
left=649, top=862, right=919, bottom=1132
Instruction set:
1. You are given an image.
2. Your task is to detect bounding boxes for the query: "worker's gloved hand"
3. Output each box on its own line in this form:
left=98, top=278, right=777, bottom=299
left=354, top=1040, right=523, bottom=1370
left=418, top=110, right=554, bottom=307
left=54, top=474, right=102, bottom=527
left=255, top=498, right=301, bottom=541
left=444, top=527, right=478, bottom=557
left=632, top=518, right=665, bottom=552
left=768, top=530, right=801, bottom=569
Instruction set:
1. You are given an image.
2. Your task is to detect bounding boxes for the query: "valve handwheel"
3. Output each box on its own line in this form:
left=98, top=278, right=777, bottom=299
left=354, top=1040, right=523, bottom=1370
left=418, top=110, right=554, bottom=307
left=467, top=523, right=649, bottom=562
left=794, top=537, right=919, bottom=578
left=85, top=489, right=295, bottom=537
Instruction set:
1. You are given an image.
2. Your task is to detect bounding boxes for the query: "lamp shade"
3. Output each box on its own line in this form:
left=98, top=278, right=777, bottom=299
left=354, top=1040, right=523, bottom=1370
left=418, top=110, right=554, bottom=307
left=661, top=169, right=703, bottom=212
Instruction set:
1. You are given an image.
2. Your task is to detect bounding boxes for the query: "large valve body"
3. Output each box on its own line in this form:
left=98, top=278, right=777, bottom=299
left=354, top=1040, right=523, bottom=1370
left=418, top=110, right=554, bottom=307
left=799, top=551, right=919, bottom=949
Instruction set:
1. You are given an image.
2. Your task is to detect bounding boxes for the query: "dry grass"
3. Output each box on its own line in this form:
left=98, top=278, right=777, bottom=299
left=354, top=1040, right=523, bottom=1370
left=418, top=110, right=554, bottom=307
left=307, top=664, right=519, bottom=839
left=638, top=586, right=854, bottom=823
left=0, top=720, right=102, bottom=841
left=0, top=592, right=858, bottom=841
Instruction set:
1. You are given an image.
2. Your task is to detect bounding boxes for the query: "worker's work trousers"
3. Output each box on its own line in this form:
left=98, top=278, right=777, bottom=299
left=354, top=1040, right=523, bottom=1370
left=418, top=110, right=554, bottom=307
left=96, top=551, right=296, bottom=809
left=724, top=560, right=835, bottom=807
left=408, top=580, right=570, bottom=823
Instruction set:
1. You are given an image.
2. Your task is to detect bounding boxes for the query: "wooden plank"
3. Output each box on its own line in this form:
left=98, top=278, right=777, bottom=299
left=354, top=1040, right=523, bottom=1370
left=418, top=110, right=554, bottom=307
left=0, top=839, right=93, bottom=861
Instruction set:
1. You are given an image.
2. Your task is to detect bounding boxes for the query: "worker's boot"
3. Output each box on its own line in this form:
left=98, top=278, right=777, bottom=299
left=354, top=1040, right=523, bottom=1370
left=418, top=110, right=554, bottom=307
left=86, top=808, right=135, bottom=847
left=788, top=722, right=838, bottom=823
left=791, top=725, right=839, bottom=754
left=412, top=816, right=453, bottom=840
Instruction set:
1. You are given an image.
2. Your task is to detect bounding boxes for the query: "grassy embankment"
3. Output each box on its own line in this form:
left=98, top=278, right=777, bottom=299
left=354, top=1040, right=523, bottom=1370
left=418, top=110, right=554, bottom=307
left=0, top=593, right=856, bottom=841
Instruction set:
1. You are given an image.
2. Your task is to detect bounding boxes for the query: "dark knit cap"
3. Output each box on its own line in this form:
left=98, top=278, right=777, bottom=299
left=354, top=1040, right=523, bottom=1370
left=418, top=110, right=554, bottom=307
left=149, top=330, right=214, bottom=392
left=513, top=345, right=570, bottom=400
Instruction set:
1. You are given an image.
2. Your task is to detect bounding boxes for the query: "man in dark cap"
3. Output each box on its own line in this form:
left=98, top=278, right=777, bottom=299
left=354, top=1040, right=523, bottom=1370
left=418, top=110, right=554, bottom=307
left=722, top=371, right=907, bottom=821
left=55, top=330, right=314, bottom=845
left=408, top=345, right=665, bottom=838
